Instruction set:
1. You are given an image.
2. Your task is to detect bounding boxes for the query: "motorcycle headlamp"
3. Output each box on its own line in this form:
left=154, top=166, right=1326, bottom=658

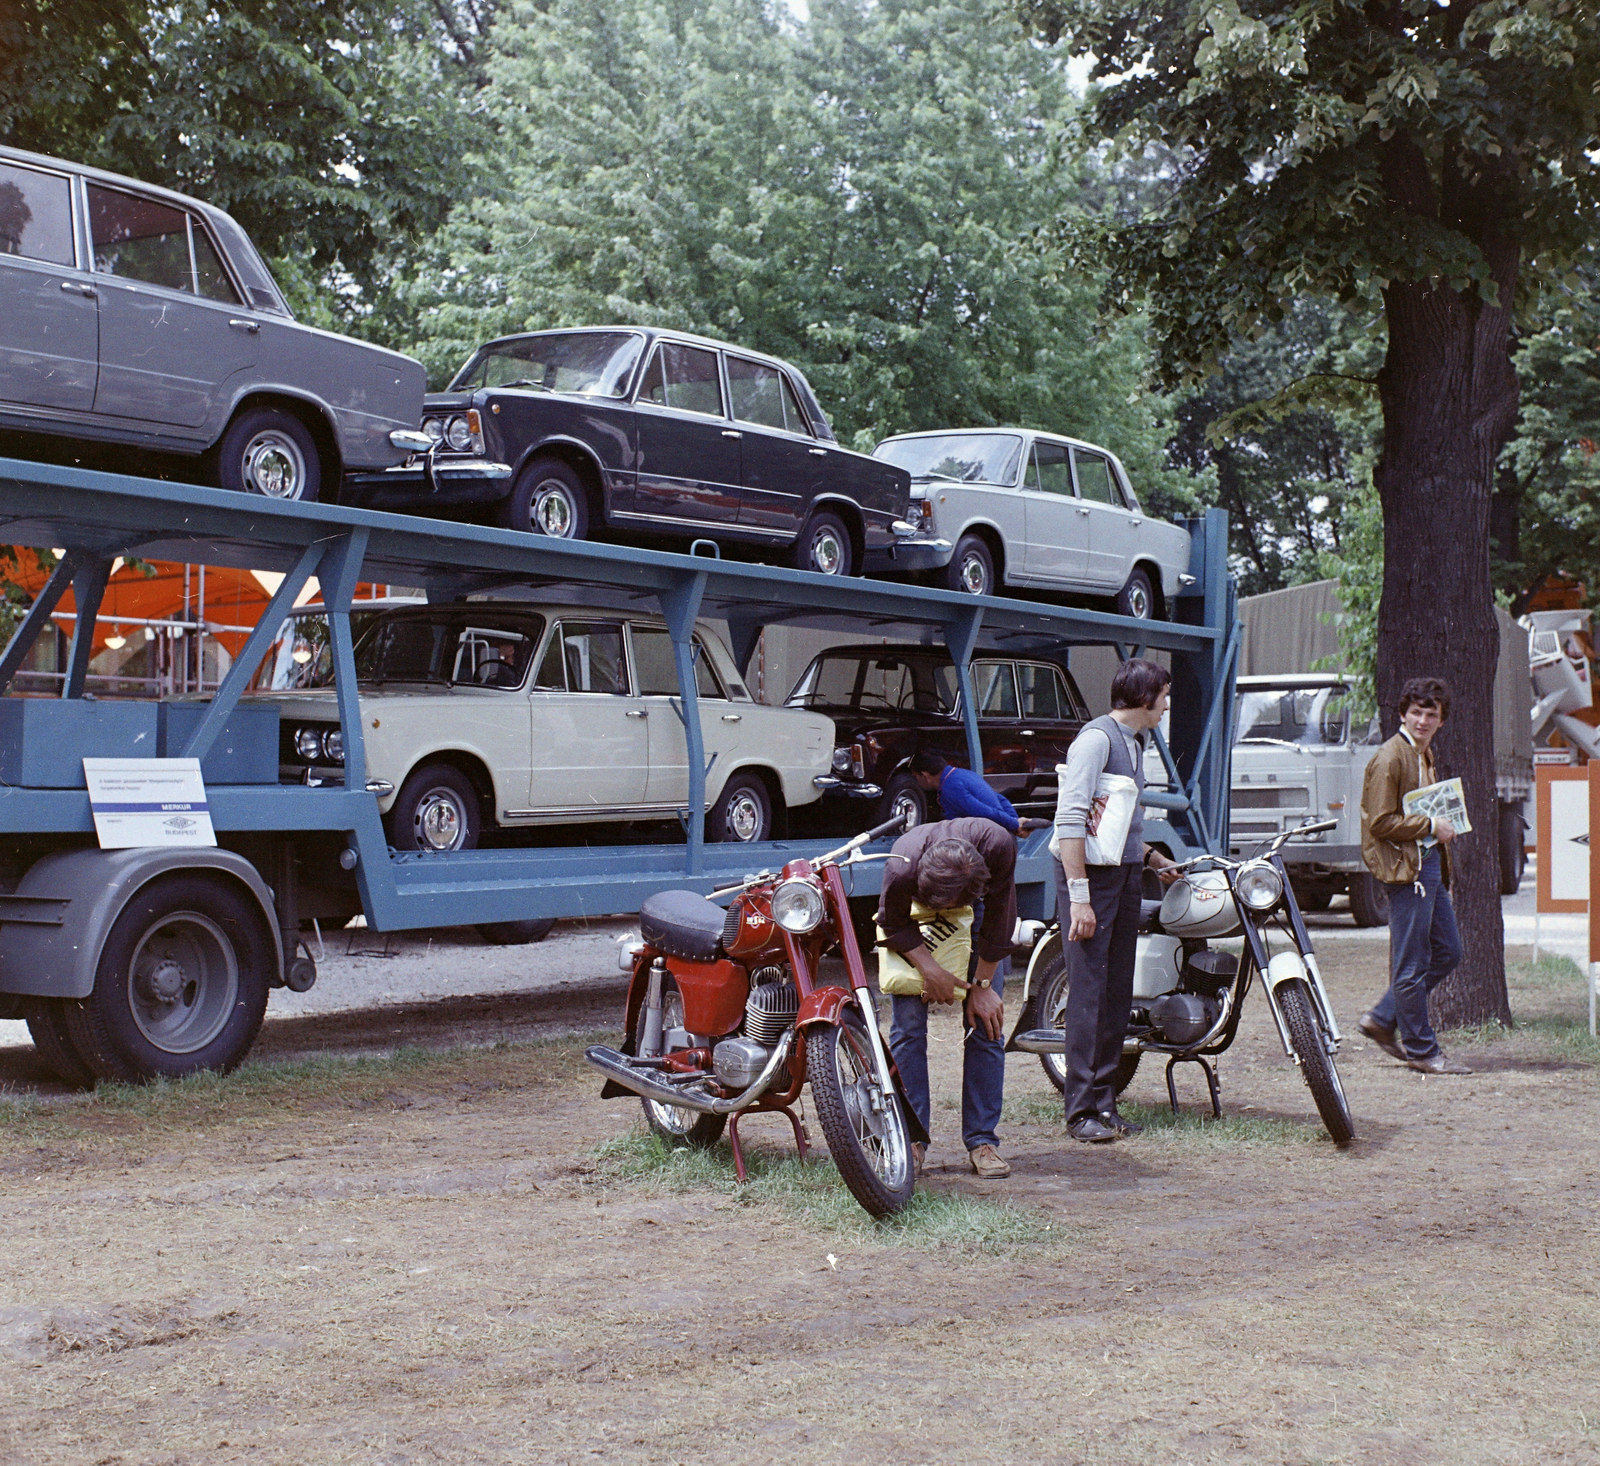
left=771, top=878, right=825, bottom=933
left=1236, top=860, right=1284, bottom=912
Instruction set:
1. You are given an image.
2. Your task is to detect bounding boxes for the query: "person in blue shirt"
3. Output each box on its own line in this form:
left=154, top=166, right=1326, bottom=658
left=908, top=749, right=1049, bottom=835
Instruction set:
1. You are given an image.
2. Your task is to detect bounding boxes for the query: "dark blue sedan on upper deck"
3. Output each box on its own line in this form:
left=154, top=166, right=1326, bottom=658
left=343, top=327, right=930, bottom=578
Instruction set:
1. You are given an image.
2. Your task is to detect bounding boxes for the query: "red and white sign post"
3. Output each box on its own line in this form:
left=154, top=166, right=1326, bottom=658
left=1534, top=766, right=1597, bottom=1034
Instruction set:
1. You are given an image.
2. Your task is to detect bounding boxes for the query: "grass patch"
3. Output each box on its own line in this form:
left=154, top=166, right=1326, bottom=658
left=1002, top=1086, right=1327, bottom=1149
left=1444, top=955, right=1599, bottom=1063
left=0, top=1032, right=616, bottom=1147
left=584, top=1127, right=1072, bottom=1253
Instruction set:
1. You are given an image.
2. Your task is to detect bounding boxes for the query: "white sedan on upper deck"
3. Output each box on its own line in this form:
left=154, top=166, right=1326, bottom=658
left=872, top=427, right=1193, bottom=618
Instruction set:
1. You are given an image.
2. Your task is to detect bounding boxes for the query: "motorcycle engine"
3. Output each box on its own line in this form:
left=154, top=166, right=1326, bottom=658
left=714, top=974, right=799, bottom=1089
left=1181, top=949, right=1238, bottom=997
left=1148, top=992, right=1220, bottom=1046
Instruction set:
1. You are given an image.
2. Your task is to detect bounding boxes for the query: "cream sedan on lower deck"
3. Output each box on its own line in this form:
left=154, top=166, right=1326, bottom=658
left=252, top=601, right=834, bottom=850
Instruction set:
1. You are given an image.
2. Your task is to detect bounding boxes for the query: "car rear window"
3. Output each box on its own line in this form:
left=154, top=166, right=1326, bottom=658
left=0, top=162, right=75, bottom=265
left=631, top=627, right=724, bottom=699
left=726, top=355, right=811, bottom=436
left=87, top=184, right=239, bottom=302
left=874, top=434, right=1023, bottom=485
left=1073, top=450, right=1125, bottom=507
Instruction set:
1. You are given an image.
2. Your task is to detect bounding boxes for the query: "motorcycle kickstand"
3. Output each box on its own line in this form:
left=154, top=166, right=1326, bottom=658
left=727, top=1105, right=811, bottom=1184
left=1164, top=1055, right=1223, bottom=1119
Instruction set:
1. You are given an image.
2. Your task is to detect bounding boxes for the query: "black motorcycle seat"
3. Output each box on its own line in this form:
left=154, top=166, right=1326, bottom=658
left=640, top=889, right=725, bottom=962
left=1139, top=898, right=1166, bottom=934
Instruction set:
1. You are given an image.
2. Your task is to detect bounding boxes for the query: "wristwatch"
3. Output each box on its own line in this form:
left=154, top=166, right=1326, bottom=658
left=968, top=978, right=992, bottom=990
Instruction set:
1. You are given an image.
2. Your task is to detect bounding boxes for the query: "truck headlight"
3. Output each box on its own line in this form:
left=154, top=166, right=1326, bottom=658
left=1236, top=860, right=1283, bottom=911
left=294, top=726, right=323, bottom=761
left=772, top=878, right=825, bottom=933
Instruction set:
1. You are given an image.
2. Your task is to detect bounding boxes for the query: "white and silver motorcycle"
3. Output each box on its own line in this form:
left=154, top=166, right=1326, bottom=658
left=1011, top=818, right=1355, bottom=1145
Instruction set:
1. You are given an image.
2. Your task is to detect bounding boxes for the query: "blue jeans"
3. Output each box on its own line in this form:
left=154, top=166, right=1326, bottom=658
left=889, top=954, right=1007, bottom=1152
left=1370, top=849, right=1462, bottom=1060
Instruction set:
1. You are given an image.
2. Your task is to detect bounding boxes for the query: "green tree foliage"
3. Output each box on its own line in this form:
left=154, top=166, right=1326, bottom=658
left=1019, top=0, right=1600, bottom=1027
left=407, top=0, right=1193, bottom=502
left=0, top=0, right=492, bottom=333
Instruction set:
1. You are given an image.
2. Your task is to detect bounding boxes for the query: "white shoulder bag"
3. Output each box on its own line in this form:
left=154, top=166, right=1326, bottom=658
left=1049, top=762, right=1139, bottom=866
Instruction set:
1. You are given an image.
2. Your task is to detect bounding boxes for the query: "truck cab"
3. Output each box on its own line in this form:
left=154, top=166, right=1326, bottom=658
left=1228, top=674, right=1391, bottom=925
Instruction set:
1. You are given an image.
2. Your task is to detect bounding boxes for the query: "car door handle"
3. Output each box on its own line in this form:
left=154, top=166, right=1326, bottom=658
left=1076, top=506, right=1090, bottom=515
left=809, top=448, right=827, bottom=456
left=59, top=280, right=95, bottom=297
left=721, top=429, right=742, bottom=439
left=721, top=713, right=742, bottom=722
left=228, top=318, right=260, bottom=334
left=626, top=709, right=648, bottom=719
left=1020, top=729, right=1035, bottom=736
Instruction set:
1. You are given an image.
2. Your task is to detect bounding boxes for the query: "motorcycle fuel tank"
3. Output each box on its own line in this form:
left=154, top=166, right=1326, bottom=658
left=1159, top=870, right=1241, bottom=938
left=1133, top=934, right=1183, bottom=999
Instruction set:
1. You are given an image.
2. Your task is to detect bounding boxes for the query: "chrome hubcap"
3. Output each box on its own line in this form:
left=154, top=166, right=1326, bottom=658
left=891, top=791, right=922, bottom=828
left=959, top=553, right=988, bottom=594
left=242, top=430, right=308, bottom=499
left=726, top=791, right=764, bottom=841
left=811, top=529, right=845, bottom=575
left=532, top=482, right=575, bottom=537
left=1125, top=581, right=1151, bottom=618
left=127, top=913, right=238, bottom=1054
left=414, top=789, right=466, bottom=851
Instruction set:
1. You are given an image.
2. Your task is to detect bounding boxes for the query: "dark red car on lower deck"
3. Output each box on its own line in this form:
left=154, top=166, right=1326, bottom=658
left=786, top=642, right=1091, bottom=831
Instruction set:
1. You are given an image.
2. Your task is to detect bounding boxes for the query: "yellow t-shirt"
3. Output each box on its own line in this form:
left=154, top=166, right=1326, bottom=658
left=875, top=902, right=974, bottom=996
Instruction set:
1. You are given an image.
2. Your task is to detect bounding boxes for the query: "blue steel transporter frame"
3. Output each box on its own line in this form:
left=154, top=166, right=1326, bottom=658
left=0, top=456, right=1238, bottom=1010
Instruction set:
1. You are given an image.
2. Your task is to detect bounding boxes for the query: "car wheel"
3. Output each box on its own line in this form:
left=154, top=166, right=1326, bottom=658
left=792, top=511, right=854, bottom=577
left=707, top=773, right=772, bottom=843
left=878, top=772, right=927, bottom=832
left=388, top=764, right=482, bottom=853
left=475, top=918, right=557, bottom=945
left=944, top=534, right=995, bottom=596
left=1115, top=566, right=1155, bottom=620
left=217, top=407, right=322, bottom=502
left=500, top=458, right=590, bottom=540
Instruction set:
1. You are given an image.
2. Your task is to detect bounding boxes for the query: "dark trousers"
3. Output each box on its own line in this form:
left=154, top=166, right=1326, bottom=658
left=1370, top=848, right=1462, bottom=1061
left=1056, top=861, right=1143, bottom=1126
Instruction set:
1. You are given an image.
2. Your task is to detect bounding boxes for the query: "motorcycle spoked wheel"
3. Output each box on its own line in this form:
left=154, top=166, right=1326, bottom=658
left=635, top=980, right=727, bottom=1150
left=1276, top=978, right=1354, bottom=1146
left=1031, top=948, right=1143, bottom=1097
left=806, top=1016, right=915, bottom=1217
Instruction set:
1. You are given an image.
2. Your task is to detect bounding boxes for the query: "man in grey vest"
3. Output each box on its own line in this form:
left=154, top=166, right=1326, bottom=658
left=1054, top=659, right=1178, bottom=1142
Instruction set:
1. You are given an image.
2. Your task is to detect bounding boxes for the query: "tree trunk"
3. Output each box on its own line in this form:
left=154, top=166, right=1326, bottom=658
left=1373, top=167, right=1521, bottom=1030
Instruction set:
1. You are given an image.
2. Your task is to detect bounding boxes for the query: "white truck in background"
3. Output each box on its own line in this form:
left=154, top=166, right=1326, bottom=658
left=1228, top=583, right=1535, bottom=926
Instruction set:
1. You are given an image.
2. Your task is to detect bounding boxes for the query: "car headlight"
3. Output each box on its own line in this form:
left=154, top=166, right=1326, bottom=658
left=445, top=414, right=475, bottom=451
left=322, top=728, right=344, bottom=763
left=294, top=726, right=323, bottom=761
left=1236, top=860, right=1284, bottom=912
left=832, top=746, right=853, bottom=774
left=771, top=878, right=825, bottom=933
left=422, top=416, right=445, bottom=444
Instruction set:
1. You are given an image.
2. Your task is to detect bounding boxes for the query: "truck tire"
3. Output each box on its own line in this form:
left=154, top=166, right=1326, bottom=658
left=23, top=997, right=97, bottom=1089
left=1498, top=804, right=1527, bottom=895
left=64, top=873, right=274, bottom=1083
left=1347, top=872, right=1390, bottom=928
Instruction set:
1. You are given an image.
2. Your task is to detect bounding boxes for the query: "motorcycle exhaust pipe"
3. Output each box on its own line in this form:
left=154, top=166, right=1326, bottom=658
left=585, top=1031, right=795, bottom=1116
left=1010, top=1028, right=1066, bottom=1055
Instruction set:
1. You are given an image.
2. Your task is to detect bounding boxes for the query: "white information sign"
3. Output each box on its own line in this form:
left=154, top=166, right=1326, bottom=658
left=1549, top=778, right=1589, bottom=904
left=83, top=758, right=216, bottom=849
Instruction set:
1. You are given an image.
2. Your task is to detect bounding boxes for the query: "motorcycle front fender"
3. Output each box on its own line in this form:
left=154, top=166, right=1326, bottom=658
left=794, top=986, right=929, bottom=1147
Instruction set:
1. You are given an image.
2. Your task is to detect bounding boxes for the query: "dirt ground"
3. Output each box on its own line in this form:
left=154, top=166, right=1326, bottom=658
left=0, top=940, right=1596, bottom=1466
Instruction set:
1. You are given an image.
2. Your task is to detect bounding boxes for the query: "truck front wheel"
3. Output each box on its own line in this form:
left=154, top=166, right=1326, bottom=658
left=65, top=873, right=273, bottom=1083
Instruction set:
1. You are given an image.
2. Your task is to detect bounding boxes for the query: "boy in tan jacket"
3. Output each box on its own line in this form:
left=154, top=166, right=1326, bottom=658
left=1356, top=677, right=1471, bottom=1074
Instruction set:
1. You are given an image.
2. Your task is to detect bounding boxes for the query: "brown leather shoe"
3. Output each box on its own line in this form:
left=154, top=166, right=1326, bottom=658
left=1408, top=1051, right=1472, bottom=1075
left=1357, top=1011, right=1406, bottom=1062
left=968, top=1144, right=1011, bottom=1179
left=911, top=1141, right=926, bottom=1178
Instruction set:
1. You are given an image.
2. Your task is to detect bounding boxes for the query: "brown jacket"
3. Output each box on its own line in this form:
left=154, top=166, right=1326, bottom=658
left=1360, top=731, right=1451, bottom=887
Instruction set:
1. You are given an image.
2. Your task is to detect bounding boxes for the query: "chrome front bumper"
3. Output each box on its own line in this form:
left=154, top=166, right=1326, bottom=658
left=813, top=776, right=884, bottom=798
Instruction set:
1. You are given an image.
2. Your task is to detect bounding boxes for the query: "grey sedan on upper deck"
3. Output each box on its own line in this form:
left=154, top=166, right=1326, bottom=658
left=872, top=427, right=1194, bottom=618
left=0, top=144, right=425, bottom=502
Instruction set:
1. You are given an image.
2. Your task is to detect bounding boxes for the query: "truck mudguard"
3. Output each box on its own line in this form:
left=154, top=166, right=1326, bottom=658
left=0, top=847, right=283, bottom=999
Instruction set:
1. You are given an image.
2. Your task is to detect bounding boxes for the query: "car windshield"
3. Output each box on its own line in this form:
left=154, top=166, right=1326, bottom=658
left=449, top=332, right=644, bottom=397
left=248, top=608, right=400, bottom=691
left=1235, top=686, right=1353, bottom=747
left=786, top=653, right=958, bottom=714
left=349, top=614, right=545, bottom=687
left=873, top=434, right=1024, bottom=485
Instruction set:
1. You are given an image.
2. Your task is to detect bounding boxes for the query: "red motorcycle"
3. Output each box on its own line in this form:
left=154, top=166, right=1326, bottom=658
left=585, top=815, right=924, bottom=1217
